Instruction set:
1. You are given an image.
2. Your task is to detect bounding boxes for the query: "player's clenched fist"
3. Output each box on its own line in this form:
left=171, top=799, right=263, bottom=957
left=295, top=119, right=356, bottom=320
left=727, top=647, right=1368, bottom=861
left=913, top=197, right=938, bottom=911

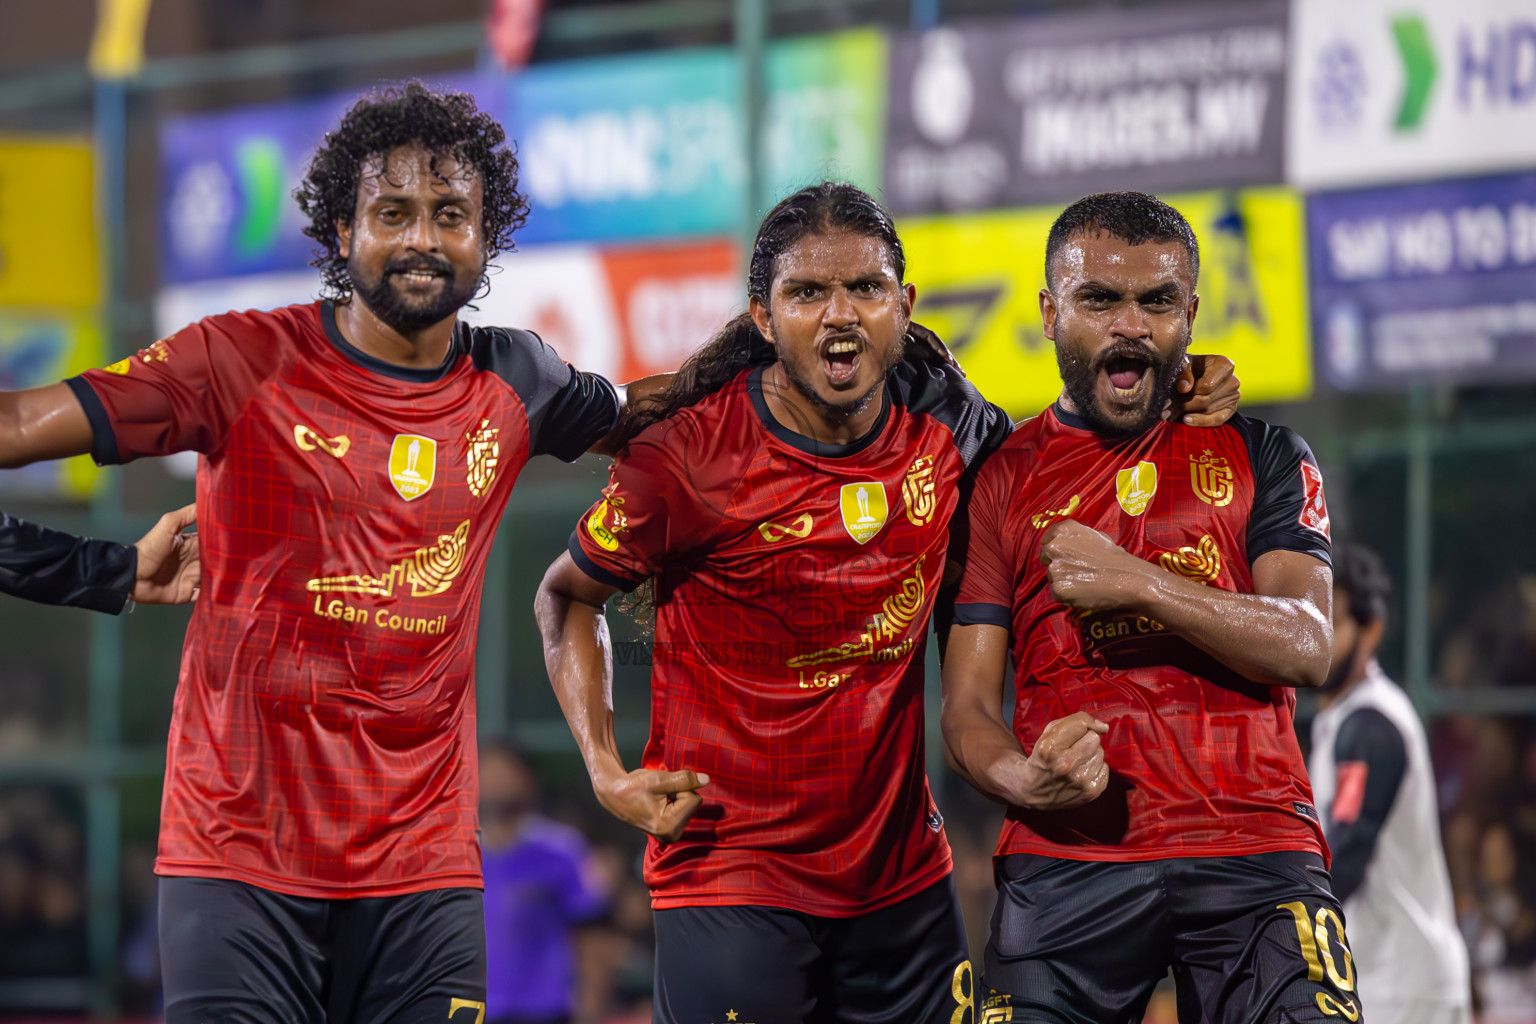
left=594, top=767, right=710, bottom=843
left=1040, top=519, right=1149, bottom=611
left=1012, top=711, right=1110, bottom=810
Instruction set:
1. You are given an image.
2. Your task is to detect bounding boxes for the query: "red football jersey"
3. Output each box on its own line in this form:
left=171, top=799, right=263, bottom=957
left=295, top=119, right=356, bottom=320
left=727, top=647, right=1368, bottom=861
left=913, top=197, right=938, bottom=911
left=572, top=362, right=1012, bottom=916
left=954, top=404, right=1331, bottom=863
left=69, top=302, right=617, bottom=898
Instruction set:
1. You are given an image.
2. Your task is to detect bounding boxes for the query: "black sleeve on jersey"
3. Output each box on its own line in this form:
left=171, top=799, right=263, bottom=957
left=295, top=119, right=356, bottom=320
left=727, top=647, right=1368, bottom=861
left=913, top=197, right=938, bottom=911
left=1227, top=414, right=1331, bottom=567
left=470, top=327, right=620, bottom=462
left=65, top=376, right=122, bottom=466
left=0, top=511, right=134, bottom=614
left=567, top=531, right=643, bottom=593
left=891, top=359, right=1014, bottom=471
left=1327, top=707, right=1408, bottom=903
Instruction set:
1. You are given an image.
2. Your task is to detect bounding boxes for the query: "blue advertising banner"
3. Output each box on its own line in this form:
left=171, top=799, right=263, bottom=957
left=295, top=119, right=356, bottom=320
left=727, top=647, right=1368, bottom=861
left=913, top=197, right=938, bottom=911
left=159, top=74, right=502, bottom=285
left=507, top=49, right=744, bottom=245
left=1309, top=172, right=1536, bottom=390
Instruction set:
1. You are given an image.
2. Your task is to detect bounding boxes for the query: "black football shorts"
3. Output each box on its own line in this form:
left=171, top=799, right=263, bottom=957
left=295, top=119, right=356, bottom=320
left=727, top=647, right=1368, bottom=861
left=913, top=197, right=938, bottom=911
left=651, top=874, right=974, bottom=1024
left=981, top=850, right=1362, bottom=1024
left=159, top=876, right=486, bottom=1024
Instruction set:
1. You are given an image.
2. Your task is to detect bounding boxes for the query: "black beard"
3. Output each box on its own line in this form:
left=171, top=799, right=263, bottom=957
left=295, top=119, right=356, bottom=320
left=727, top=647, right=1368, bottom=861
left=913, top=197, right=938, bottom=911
left=1057, top=326, right=1189, bottom=437
left=771, top=322, right=903, bottom=423
left=1321, top=635, right=1360, bottom=694
left=349, top=254, right=478, bottom=333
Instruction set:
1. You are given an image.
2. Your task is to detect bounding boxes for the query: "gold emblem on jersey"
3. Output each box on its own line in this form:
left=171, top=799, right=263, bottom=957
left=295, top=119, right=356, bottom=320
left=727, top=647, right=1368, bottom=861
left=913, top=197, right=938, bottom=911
left=1190, top=449, right=1235, bottom=506
left=465, top=419, right=500, bottom=497
left=839, top=481, right=888, bottom=544
left=104, top=358, right=131, bottom=375
left=586, top=498, right=625, bottom=552
left=306, top=520, right=470, bottom=598
left=389, top=434, right=437, bottom=501
left=1115, top=461, right=1158, bottom=516
left=1031, top=494, right=1081, bottom=529
left=141, top=338, right=171, bottom=363
left=902, top=455, right=938, bottom=527
left=1157, top=534, right=1222, bottom=584
left=787, top=556, right=926, bottom=671
left=293, top=424, right=351, bottom=459
left=758, top=513, right=813, bottom=543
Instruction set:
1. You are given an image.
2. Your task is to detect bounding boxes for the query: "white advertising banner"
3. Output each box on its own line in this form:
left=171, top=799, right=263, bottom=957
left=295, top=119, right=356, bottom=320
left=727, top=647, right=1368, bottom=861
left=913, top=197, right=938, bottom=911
left=1289, top=0, right=1536, bottom=189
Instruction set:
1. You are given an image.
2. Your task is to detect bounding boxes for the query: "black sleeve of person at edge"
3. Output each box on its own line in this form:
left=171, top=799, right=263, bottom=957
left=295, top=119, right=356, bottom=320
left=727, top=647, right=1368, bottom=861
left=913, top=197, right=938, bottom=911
left=1326, top=707, right=1408, bottom=903
left=0, top=511, right=136, bottom=614
left=467, top=325, right=620, bottom=462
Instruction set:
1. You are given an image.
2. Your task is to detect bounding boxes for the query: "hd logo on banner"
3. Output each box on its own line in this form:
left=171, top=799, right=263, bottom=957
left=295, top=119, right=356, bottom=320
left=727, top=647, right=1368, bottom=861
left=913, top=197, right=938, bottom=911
left=1309, top=171, right=1536, bottom=390
left=1290, top=0, right=1536, bottom=188
left=885, top=0, right=1288, bottom=214
left=901, top=188, right=1312, bottom=418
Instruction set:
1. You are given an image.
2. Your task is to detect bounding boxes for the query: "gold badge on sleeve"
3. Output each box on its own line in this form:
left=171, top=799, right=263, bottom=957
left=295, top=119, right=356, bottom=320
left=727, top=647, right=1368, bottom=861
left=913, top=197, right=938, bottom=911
left=1116, top=461, right=1158, bottom=516
left=389, top=434, right=437, bottom=501
left=840, top=481, right=888, bottom=544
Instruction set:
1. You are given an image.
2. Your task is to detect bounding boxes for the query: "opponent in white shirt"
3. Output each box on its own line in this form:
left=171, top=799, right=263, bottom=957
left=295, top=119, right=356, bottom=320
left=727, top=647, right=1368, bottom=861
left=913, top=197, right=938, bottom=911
left=1310, top=544, right=1471, bottom=1024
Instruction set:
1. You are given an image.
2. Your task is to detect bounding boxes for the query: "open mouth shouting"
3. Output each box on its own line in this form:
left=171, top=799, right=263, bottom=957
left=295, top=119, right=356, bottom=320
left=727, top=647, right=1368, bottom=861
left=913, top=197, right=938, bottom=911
left=1098, top=345, right=1155, bottom=405
left=821, top=331, right=865, bottom=387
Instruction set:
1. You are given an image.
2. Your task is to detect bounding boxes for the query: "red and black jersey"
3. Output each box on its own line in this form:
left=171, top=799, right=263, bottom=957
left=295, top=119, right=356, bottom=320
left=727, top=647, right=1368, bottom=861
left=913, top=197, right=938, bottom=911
left=954, top=404, right=1331, bottom=863
left=68, top=301, right=617, bottom=898
left=571, top=361, right=1012, bottom=916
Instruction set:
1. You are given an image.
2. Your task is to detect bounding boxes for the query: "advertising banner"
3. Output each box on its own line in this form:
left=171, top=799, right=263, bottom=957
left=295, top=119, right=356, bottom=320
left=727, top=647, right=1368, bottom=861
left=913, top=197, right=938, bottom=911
left=159, top=74, right=503, bottom=285
left=1308, top=171, right=1536, bottom=390
left=885, top=1, right=1288, bottom=216
left=0, top=138, right=100, bottom=308
left=901, top=187, right=1311, bottom=418
left=1289, top=0, right=1536, bottom=189
left=0, top=312, right=103, bottom=498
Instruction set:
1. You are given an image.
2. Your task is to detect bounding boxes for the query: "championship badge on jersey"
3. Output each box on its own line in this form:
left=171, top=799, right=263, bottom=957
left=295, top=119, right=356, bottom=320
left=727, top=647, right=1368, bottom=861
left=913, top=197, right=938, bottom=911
left=840, top=481, right=888, bottom=544
left=1116, top=460, right=1158, bottom=516
left=389, top=434, right=437, bottom=501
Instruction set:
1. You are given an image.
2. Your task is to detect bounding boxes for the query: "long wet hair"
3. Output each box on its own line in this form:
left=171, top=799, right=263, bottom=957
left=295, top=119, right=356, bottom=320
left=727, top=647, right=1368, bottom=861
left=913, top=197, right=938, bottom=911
left=610, top=181, right=908, bottom=449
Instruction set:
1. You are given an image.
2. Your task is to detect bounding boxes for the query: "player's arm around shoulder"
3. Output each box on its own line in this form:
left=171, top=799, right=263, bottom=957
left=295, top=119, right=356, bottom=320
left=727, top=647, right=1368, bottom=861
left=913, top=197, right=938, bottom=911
left=0, top=382, right=94, bottom=468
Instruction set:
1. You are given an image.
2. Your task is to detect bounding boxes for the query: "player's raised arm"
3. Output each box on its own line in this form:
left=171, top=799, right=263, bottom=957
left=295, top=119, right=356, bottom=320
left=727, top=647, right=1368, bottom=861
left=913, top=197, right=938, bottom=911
left=0, top=383, right=95, bottom=468
left=941, top=624, right=1109, bottom=810
left=535, top=553, right=707, bottom=843
left=1040, top=519, right=1332, bottom=688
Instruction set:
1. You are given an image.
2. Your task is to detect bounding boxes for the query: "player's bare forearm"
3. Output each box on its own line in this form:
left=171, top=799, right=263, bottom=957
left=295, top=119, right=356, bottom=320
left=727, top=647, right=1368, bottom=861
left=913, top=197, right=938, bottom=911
left=1125, top=550, right=1332, bottom=688
left=1041, top=521, right=1332, bottom=689
left=535, top=553, right=625, bottom=782
left=587, top=373, right=675, bottom=456
left=940, top=624, right=1024, bottom=800
left=0, top=383, right=95, bottom=468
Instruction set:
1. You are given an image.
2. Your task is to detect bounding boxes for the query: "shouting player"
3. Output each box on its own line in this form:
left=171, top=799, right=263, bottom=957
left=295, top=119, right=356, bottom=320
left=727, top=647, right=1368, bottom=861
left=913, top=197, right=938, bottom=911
left=0, top=83, right=626, bottom=1023
left=942, top=192, right=1358, bottom=1023
left=1310, top=544, right=1470, bottom=1024
left=535, top=183, right=1239, bottom=1024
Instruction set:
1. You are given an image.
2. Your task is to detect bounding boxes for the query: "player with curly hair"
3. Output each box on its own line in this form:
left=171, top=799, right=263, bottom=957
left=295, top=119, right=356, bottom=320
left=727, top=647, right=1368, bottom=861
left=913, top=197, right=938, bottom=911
left=0, top=81, right=639, bottom=1023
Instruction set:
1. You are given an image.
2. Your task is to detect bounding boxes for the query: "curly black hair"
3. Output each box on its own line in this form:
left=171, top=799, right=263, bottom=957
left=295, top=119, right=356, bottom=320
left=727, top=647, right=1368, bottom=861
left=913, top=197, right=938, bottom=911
left=295, top=80, right=529, bottom=300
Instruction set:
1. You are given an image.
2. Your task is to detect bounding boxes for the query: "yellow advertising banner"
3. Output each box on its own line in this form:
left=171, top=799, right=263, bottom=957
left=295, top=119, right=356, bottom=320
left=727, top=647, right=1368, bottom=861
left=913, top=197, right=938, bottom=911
left=901, top=188, right=1312, bottom=419
left=0, top=312, right=104, bottom=499
left=0, top=138, right=100, bottom=309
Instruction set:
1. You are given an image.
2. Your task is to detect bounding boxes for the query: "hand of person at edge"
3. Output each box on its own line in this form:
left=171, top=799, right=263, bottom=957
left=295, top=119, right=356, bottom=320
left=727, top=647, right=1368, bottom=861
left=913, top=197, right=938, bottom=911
left=906, top=321, right=966, bottom=378
left=595, top=766, right=709, bottom=843
left=1166, top=353, right=1240, bottom=427
left=132, top=503, right=200, bottom=605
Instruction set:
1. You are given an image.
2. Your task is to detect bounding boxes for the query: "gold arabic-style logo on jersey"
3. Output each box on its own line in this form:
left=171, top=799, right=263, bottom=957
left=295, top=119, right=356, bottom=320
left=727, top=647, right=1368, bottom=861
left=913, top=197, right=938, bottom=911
left=306, top=520, right=471, bottom=598
left=1190, top=449, right=1235, bottom=506
left=1157, top=534, right=1222, bottom=584
left=1031, top=494, right=1081, bottom=530
left=758, top=513, right=813, bottom=543
left=389, top=434, right=437, bottom=501
left=787, top=556, right=926, bottom=669
left=465, top=419, right=500, bottom=497
left=902, top=455, right=938, bottom=527
left=141, top=338, right=171, bottom=363
left=1116, top=461, right=1158, bottom=516
left=840, top=481, right=888, bottom=544
left=293, top=424, right=351, bottom=459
